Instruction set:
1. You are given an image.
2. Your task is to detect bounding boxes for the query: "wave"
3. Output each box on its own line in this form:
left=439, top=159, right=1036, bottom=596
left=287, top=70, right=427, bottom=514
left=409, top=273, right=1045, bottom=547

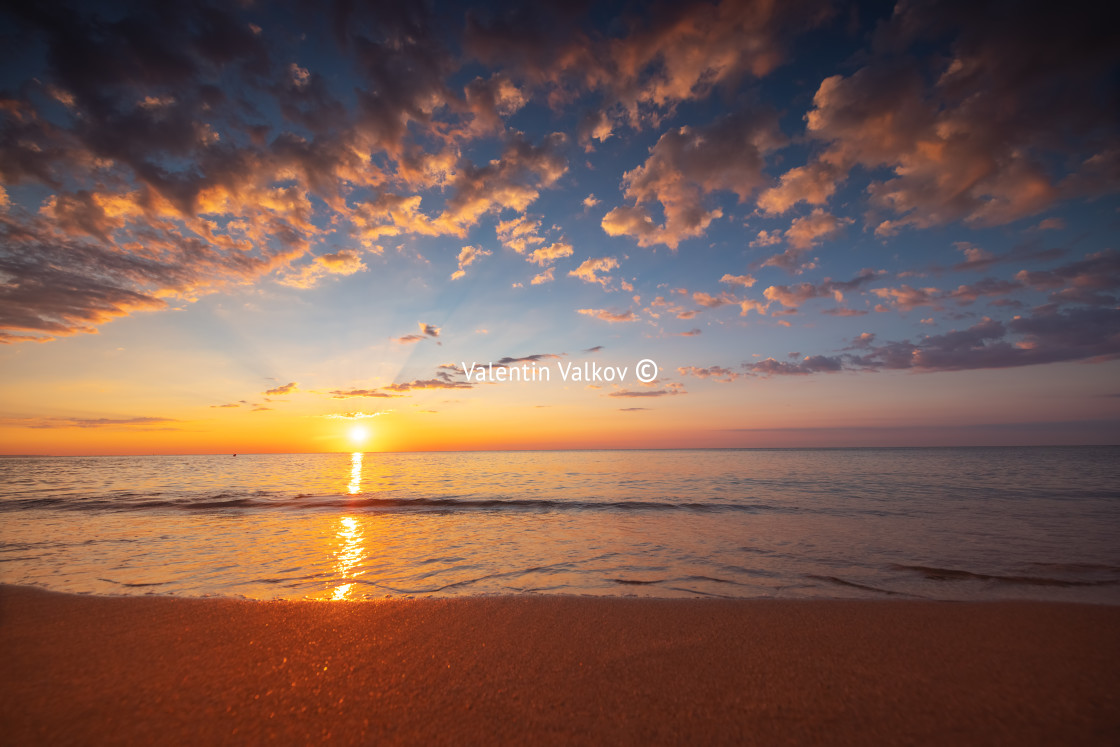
left=0, top=493, right=790, bottom=515
left=891, top=564, right=1120, bottom=588
left=806, top=574, right=923, bottom=598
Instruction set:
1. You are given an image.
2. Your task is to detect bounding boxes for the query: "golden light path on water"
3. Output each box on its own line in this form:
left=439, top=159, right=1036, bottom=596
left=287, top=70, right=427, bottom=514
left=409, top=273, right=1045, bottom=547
left=331, top=516, right=364, bottom=600
left=348, top=451, right=363, bottom=496
left=333, top=452, right=366, bottom=600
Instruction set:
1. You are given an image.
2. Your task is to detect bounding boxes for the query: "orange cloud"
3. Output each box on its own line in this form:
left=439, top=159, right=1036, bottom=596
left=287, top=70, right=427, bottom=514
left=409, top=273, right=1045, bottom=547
left=568, top=256, right=619, bottom=287
left=451, top=245, right=492, bottom=280
left=577, top=308, right=638, bottom=323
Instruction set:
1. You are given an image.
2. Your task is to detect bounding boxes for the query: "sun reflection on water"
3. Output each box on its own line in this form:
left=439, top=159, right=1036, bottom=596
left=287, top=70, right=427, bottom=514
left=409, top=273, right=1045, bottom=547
left=331, top=515, right=365, bottom=600
left=348, top=451, right=363, bottom=495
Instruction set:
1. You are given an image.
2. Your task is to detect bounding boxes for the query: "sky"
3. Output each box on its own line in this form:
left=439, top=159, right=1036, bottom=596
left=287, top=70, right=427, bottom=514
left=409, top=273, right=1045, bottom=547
left=0, top=0, right=1118, bottom=454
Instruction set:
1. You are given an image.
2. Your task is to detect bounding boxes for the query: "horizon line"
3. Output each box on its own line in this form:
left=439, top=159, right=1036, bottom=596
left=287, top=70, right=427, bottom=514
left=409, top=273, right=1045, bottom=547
left=3, top=444, right=1118, bottom=458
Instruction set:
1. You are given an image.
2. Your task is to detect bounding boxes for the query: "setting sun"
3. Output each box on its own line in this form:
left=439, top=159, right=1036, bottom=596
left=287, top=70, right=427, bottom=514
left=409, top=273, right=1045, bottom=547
left=348, top=425, right=370, bottom=448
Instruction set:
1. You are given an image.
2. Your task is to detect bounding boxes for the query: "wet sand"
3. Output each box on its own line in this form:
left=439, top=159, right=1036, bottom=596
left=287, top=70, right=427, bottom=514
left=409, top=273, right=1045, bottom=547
left=1, top=585, right=1118, bottom=745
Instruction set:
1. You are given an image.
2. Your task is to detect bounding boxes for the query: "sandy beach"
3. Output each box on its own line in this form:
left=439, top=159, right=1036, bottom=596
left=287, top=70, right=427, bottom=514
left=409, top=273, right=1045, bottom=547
left=1, top=586, right=1118, bottom=744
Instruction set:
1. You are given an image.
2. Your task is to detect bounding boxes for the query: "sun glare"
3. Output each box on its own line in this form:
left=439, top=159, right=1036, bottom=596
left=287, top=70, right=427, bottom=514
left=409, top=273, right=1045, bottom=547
left=348, top=424, right=370, bottom=448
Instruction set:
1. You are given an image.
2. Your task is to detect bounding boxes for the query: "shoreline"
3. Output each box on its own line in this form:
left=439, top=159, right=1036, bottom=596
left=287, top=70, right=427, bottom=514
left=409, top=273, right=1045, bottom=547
left=3, top=585, right=1118, bottom=744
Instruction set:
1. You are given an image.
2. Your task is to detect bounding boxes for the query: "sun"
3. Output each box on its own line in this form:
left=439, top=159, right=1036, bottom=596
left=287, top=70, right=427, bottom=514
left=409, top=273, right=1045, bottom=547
left=348, top=424, right=370, bottom=448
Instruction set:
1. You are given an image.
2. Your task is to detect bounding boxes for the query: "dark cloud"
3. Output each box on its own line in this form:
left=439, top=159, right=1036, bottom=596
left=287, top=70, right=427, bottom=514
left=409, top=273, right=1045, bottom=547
left=495, top=353, right=564, bottom=365
left=465, top=0, right=832, bottom=126
left=744, top=356, right=844, bottom=376
left=678, top=365, right=739, bottom=382
left=950, top=243, right=1066, bottom=273
left=396, top=322, right=443, bottom=344
left=0, top=213, right=213, bottom=340
left=772, top=0, right=1120, bottom=232
left=836, top=307, right=1120, bottom=372
left=384, top=378, right=473, bottom=392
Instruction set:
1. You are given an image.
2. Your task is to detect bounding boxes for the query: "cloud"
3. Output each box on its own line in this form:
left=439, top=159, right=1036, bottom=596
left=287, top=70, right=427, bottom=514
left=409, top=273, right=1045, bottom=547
left=465, top=0, right=832, bottom=126
left=264, top=382, right=298, bottom=396
left=950, top=243, right=1065, bottom=273
left=780, top=2, right=1120, bottom=231
left=569, top=256, right=619, bottom=287
left=577, top=307, right=638, bottom=323
left=677, top=328, right=702, bottom=336
left=529, top=242, right=574, bottom=266
left=464, top=73, right=527, bottom=133
left=14, top=416, right=180, bottom=429
left=750, top=230, right=782, bottom=248
left=0, top=3, right=580, bottom=343
left=757, top=161, right=842, bottom=215
left=451, top=245, right=492, bottom=280
left=281, top=249, right=366, bottom=289
left=601, top=110, right=784, bottom=248
left=870, top=285, right=940, bottom=312
left=720, top=274, right=756, bottom=288
left=821, top=307, right=868, bottom=317
left=349, top=194, right=448, bottom=244
left=945, top=278, right=1022, bottom=305
left=608, top=386, right=684, bottom=398
left=321, top=411, right=387, bottom=420
left=783, top=209, right=852, bottom=250
left=384, top=378, right=473, bottom=392
left=777, top=307, right=1120, bottom=376
left=1032, top=217, right=1065, bottom=231
left=760, top=247, right=814, bottom=274
left=329, top=389, right=401, bottom=399
left=438, top=132, right=569, bottom=233
left=678, top=365, right=740, bottom=382
left=744, top=356, right=844, bottom=376
left=495, top=214, right=545, bottom=254
left=692, top=291, right=737, bottom=309
left=1015, top=249, right=1120, bottom=300
left=396, top=323, right=440, bottom=344
left=495, top=353, right=564, bottom=365
left=763, top=270, right=879, bottom=310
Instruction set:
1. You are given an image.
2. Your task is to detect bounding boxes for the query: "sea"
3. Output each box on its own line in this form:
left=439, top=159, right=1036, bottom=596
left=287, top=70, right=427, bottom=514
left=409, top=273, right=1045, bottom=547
left=2, top=448, right=1118, bottom=602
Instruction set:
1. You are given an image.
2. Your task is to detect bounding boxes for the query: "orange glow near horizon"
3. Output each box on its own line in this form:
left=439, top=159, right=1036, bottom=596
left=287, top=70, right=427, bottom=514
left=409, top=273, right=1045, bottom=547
left=1, top=360, right=1118, bottom=455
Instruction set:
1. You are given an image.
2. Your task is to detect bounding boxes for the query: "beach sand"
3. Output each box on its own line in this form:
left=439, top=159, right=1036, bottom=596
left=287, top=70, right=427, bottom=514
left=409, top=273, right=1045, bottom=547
left=1, top=585, right=1118, bottom=745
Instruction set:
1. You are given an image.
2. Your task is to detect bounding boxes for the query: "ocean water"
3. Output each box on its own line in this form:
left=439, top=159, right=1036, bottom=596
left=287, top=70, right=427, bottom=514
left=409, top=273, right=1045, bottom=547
left=1, top=448, right=1118, bottom=602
